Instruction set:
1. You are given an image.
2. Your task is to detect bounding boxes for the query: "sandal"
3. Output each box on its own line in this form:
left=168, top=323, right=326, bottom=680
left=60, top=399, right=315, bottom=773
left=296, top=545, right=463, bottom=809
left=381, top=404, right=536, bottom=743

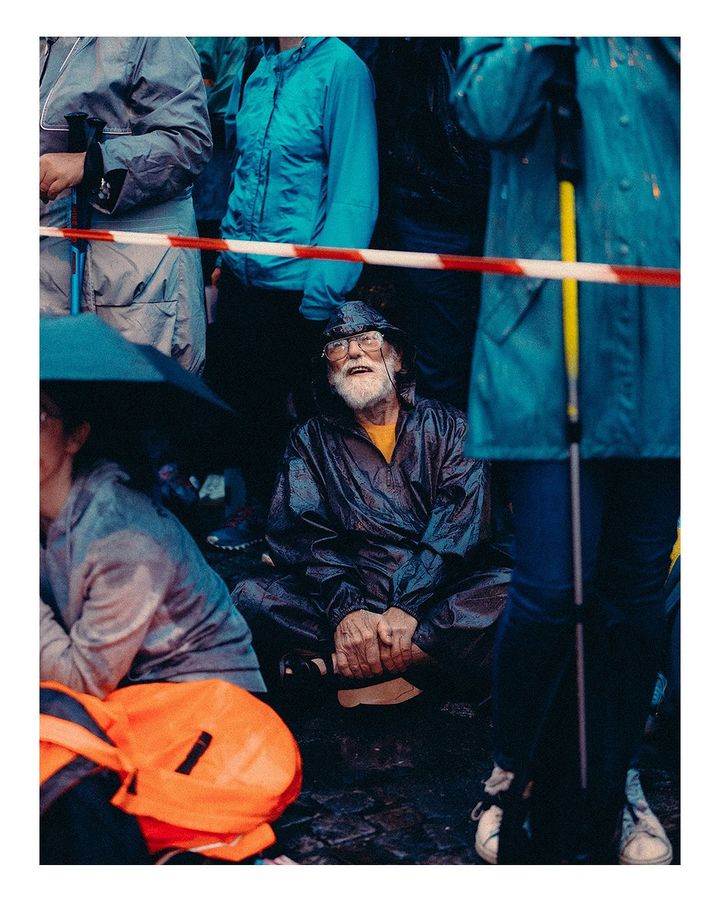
left=279, top=649, right=333, bottom=682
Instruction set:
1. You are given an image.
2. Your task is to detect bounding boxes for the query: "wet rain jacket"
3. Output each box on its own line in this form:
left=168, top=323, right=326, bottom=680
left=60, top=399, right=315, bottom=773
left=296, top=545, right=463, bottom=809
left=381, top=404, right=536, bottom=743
left=262, top=302, right=500, bottom=627
left=218, top=38, right=379, bottom=321
left=452, top=38, right=680, bottom=459
left=39, top=37, right=212, bottom=373
left=40, top=462, right=265, bottom=698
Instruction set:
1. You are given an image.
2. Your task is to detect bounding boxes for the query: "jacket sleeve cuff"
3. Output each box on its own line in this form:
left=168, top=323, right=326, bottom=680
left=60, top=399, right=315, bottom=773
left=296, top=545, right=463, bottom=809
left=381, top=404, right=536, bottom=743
left=84, top=143, right=126, bottom=213
left=389, top=593, right=433, bottom=619
left=389, top=548, right=445, bottom=618
left=327, top=601, right=369, bottom=629
left=299, top=299, right=333, bottom=322
left=324, top=579, right=367, bottom=629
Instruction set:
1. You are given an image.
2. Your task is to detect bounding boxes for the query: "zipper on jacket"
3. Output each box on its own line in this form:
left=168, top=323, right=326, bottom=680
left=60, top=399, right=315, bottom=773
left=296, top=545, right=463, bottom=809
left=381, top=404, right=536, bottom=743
left=251, top=70, right=282, bottom=240
left=341, top=418, right=404, bottom=490
left=40, top=37, right=57, bottom=86
left=258, top=150, right=271, bottom=223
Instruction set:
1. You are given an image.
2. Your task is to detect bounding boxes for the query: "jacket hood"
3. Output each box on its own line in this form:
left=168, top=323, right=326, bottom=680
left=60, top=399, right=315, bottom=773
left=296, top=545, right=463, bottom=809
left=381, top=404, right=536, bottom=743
left=313, top=301, right=416, bottom=420
left=48, top=461, right=130, bottom=541
left=321, top=300, right=409, bottom=345
left=261, top=37, right=327, bottom=64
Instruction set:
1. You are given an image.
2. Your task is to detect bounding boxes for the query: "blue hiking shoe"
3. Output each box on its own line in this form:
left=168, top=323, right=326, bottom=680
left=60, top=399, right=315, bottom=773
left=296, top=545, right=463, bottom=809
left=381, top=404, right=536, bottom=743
left=206, top=504, right=266, bottom=551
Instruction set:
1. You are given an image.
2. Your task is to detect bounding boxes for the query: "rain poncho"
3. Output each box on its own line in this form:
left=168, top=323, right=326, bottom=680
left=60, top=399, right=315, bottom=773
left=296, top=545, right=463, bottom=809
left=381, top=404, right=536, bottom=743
left=218, top=38, right=379, bottom=321
left=233, top=302, right=509, bottom=682
left=40, top=462, right=265, bottom=698
left=39, top=37, right=212, bottom=373
left=452, top=38, right=680, bottom=459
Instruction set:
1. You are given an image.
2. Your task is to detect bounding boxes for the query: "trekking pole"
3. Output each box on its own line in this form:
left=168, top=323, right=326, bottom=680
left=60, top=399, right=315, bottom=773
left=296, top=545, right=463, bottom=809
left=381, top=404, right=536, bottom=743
left=65, top=113, right=88, bottom=315
left=548, top=45, right=591, bottom=860
left=64, top=114, right=105, bottom=315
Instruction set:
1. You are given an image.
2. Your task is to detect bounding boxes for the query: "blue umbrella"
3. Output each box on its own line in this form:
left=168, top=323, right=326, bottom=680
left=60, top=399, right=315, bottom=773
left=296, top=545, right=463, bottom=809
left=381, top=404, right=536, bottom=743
left=40, top=314, right=233, bottom=450
left=41, top=314, right=228, bottom=402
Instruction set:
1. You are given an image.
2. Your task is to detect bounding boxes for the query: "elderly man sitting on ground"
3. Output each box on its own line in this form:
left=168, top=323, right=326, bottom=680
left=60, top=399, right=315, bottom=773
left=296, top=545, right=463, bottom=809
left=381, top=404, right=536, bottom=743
left=233, top=301, right=510, bottom=706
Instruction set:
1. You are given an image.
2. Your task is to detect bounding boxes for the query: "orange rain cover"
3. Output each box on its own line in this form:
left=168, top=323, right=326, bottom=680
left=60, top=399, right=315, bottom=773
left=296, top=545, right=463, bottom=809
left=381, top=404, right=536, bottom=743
left=40, top=678, right=302, bottom=862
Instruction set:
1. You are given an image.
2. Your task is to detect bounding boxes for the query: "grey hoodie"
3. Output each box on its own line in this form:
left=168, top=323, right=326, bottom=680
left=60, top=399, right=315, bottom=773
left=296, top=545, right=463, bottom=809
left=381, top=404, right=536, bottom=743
left=40, top=462, right=265, bottom=698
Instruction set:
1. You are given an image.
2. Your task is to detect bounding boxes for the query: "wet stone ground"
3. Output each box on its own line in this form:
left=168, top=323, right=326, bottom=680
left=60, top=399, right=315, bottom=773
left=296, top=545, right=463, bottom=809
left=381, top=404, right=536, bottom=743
left=186, top=507, right=680, bottom=865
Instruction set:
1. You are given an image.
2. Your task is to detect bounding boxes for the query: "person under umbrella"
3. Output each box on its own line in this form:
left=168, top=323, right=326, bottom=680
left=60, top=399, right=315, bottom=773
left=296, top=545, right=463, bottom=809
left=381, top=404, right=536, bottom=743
left=39, top=315, right=302, bottom=864
left=39, top=380, right=265, bottom=700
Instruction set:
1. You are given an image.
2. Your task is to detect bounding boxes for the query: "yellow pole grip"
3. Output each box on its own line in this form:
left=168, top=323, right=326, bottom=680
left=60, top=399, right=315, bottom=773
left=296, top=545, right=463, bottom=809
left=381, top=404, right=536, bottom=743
left=559, top=179, right=580, bottom=409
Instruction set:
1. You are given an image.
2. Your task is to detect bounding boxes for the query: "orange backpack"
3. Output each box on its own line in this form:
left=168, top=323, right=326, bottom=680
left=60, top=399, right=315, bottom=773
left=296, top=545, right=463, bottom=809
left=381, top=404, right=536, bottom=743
left=40, top=678, right=302, bottom=862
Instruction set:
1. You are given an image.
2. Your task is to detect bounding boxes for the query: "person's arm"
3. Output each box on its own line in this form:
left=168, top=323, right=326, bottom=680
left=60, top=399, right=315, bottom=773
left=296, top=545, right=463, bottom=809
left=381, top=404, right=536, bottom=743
left=388, top=415, right=492, bottom=619
left=299, top=53, right=379, bottom=321
left=266, top=432, right=369, bottom=628
left=39, top=531, right=175, bottom=698
left=452, top=37, right=572, bottom=147
left=87, top=37, right=212, bottom=215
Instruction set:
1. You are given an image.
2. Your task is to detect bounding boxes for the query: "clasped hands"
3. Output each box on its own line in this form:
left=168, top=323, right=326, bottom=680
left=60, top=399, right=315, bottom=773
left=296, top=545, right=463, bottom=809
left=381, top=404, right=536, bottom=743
left=333, top=607, right=418, bottom=680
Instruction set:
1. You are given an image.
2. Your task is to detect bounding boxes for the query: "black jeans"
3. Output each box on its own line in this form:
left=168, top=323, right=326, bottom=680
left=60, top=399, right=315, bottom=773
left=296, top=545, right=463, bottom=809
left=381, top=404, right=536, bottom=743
left=203, top=269, right=324, bottom=505
left=491, top=459, right=680, bottom=861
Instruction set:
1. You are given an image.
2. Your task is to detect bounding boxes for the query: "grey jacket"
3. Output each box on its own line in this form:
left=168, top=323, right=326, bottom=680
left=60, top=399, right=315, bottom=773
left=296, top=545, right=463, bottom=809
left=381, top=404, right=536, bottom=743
left=39, top=37, right=212, bottom=373
left=40, top=463, right=265, bottom=698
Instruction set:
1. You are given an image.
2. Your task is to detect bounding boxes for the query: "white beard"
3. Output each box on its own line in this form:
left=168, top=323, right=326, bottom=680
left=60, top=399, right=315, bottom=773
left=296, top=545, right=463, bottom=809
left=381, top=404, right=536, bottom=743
left=329, top=352, right=398, bottom=412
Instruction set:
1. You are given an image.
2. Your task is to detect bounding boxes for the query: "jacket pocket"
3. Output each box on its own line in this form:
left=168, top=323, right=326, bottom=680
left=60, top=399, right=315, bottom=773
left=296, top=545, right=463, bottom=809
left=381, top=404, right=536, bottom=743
left=479, top=249, right=554, bottom=345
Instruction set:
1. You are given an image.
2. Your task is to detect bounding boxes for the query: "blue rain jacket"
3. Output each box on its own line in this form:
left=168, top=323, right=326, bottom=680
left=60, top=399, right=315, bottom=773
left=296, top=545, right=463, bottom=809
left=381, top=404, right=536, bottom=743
left=452, top=38, right=680, bottom=459
left=219, top=38, right=379, bottom=320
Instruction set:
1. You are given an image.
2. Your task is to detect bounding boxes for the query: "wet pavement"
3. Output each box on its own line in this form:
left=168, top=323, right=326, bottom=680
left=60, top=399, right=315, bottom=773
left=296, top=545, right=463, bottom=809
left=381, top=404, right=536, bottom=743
left=188, top=507, right=680, bottom=865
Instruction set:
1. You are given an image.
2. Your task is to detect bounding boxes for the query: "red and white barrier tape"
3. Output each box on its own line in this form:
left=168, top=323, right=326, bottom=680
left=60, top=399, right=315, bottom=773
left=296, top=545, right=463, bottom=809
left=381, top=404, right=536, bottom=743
left=39, top=227, right=680, bottom=289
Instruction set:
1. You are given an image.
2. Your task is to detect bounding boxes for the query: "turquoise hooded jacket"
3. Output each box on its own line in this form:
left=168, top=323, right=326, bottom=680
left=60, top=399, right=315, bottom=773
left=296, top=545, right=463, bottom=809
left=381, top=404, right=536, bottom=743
left=219, top=37, right=379, bottom=320
left=452, top=38, right=679, bottom=460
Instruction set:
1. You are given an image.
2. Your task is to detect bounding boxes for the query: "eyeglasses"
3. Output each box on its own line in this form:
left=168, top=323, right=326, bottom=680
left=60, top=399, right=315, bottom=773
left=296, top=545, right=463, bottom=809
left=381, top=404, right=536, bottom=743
left=322, top=330, right=384, bottom=362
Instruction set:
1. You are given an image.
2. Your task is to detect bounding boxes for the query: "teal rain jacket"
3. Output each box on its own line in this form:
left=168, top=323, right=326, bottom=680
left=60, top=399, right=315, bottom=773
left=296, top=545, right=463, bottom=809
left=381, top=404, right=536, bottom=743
left=452, top=38, right=679, bottom=460
left=219, top=38, right=379, bottom=321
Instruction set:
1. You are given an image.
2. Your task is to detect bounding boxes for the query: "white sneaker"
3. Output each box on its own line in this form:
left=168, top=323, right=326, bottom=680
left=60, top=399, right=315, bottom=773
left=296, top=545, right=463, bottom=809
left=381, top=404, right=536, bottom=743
left=471, top=769, right=673, bottom=865
left=471, top=802, right=502, bottom=864
left=198, top=473, right=225, bottom=504
left=618, top=769, right=673, bottom=864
